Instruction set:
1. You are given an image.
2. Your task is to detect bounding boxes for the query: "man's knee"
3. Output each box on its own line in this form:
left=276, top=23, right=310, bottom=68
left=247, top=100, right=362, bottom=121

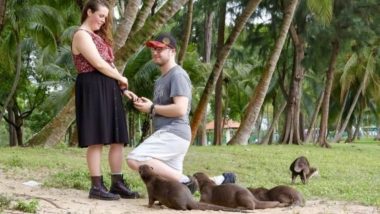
left=127, top=159, right=139, bottom=171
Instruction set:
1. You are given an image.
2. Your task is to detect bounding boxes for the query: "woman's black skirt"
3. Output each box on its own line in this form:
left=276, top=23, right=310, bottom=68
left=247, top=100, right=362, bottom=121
left=75, top=71, right=129, bottom=148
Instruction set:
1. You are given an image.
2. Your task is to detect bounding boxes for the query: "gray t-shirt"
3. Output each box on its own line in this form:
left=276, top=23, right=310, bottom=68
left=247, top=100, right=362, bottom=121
left=152, top=65, right=192, bottom=141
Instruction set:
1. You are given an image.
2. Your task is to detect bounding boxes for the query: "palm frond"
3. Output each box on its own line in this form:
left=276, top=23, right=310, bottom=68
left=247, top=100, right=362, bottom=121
left=307, top=0, right=333, bottom=25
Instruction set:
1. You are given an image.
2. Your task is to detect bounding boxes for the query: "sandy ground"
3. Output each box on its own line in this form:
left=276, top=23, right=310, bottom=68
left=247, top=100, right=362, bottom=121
left=1, top=172, right=379, bottom=214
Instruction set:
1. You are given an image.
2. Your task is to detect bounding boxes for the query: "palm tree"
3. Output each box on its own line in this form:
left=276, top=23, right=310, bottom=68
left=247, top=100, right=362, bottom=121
left=0, top=0, right=66, bottom=132
left=333, top=48, right=377, bottom=142
left=228, top=0, right=299, bottom=145
left=190, top=0, right=263, bottom=144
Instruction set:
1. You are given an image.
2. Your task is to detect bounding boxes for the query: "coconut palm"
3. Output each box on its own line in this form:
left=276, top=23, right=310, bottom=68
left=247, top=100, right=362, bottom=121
left=190, top=0, right=263, bottom=144
left=333, top=46, right=378, bottom=142
left=228, top=0, right=299, bottom=145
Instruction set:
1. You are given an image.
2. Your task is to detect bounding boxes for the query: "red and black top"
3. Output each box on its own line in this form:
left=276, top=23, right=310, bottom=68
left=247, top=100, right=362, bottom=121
left=73, top=29, right=114, bottom=73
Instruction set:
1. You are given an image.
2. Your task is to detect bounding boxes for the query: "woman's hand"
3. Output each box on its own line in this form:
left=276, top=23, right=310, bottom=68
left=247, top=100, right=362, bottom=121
left=119, top=76, right=129, bottom=89
left=123, top=90, right=139, bottom=102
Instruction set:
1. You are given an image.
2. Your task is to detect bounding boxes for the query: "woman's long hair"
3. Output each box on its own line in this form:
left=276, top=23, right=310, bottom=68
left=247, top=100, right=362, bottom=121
left=81, top=0, right=113, bottom=46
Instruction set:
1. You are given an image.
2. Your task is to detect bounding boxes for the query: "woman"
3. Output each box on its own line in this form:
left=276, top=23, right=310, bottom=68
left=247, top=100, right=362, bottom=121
left=71, top=0, right=139, bottom=200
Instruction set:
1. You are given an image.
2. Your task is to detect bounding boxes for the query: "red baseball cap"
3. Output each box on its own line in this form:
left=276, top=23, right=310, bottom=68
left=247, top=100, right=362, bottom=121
left=146, top=33, right=177, bottom=49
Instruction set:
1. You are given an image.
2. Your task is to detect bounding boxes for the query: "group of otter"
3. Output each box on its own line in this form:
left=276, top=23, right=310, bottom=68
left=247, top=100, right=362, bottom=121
left=138, top=156, right=318, bottom=211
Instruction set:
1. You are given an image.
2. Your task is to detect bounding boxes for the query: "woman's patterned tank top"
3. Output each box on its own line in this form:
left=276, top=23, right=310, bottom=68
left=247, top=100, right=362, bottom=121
left=72, top=29, right=114, bottom=73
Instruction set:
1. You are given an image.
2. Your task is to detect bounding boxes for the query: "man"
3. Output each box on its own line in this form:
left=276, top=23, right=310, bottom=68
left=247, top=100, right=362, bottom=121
left=127, top=33, right=235, bottom=193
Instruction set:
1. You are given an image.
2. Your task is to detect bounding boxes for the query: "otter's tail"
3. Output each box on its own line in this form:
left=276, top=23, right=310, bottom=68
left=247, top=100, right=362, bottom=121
left=254, top=200, right=281, bottom=209
left=195, top=202, right=252, bottom=213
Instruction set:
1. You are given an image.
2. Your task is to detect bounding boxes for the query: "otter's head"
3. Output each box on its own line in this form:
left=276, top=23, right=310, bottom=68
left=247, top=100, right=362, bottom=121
left=139, top=164, right=154, bottom=182
left=193, top=172, right=215, bottom=191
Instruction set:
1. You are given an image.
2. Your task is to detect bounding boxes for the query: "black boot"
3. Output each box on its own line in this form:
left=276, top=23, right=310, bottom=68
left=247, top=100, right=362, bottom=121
left=109, top=174, right=140, bottom=199
left=89, top=176, right=120, bottom=200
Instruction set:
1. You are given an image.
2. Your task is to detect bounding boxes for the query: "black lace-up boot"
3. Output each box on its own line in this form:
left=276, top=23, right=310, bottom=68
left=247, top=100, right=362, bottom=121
left=89, top=176, right=120, bottom=200
left=109, top=174, right=140, bottom=199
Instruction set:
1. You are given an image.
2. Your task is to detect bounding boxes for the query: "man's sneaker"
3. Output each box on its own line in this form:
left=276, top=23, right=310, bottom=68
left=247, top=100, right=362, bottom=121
left=222, top=172, right=236, bottom=184
left=182, top=175, right=198, bottom=194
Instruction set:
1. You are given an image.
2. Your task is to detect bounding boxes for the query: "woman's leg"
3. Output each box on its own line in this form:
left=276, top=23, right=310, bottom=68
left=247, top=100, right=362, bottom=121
left=109, top=144, right=124, bottom=173
left=87, top=144, right=103, bottom=176
left=87, top=144, right=120, bottom=200
left=109, top=144, right=140, bottom=199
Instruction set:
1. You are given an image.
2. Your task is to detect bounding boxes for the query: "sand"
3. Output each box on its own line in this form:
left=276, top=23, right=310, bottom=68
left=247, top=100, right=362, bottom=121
left=1, top=173, right=378, bottom=214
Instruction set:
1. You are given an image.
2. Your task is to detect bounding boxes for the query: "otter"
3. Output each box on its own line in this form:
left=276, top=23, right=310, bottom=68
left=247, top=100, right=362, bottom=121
left=138, top=165, right=244, bottom=212
left=248, top=185, right=305, bottom=206
left=193, top=172, right=283, bottom=210
left=289, top=156, right=318, bottom=184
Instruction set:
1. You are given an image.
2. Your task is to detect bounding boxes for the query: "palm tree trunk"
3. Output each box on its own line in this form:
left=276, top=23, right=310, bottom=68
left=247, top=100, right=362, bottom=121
left=129, top=0, right=156, bottom=37
left=260, top=102, right=286, bottom=145
left=333, top=90, right=349, bottom=139
left=227, top=0, right=299, bottom=145
left=177, top=0, right=193, bottom=66
left=113, top=0, right=141, bottom=52
left=213, top=0, right=226, bottom=146
left=0, top=42, right=21, bottom=123
left=333, top=73, right=368, bottom=142
left=114, top=0, right=190, bottom=72
left=345, top=125, right=353, bottom=143
left=304, top=90, right=324, bottom=143
left=191, top=0, right=263, bottom=144
left=317, top=39, right=339, bottom=148
left=353, top=109, right=363, bottom=141
left=0, top=0, right=6, bottom=32
left=27, top=90, right=76, bottom=147
left=68, top=123, right=78, bottom=147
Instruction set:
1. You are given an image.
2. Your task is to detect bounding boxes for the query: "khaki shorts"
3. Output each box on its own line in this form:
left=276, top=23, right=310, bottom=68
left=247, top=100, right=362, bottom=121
left=127, top=130, right=190, bottom=173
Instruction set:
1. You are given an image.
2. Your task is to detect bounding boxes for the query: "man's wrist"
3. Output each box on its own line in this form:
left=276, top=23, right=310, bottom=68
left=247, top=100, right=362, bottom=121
left=150, top=104, right=155, bottom=115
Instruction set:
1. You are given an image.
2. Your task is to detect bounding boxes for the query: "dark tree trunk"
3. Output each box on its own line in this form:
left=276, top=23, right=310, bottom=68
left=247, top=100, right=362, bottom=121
left=318, top=39, right=339, bottom=148
left=213, top=0, right=226, bottom=146
left=203, top=11, right=214, bottom=63
left=7, top=105, right=17, bottom=147
left=0, top=0, right=6, bottom=32
left=281, top=25, right=305, bottom=145
left=299, top=112, right=305, bottom=141
left=345, top=125, right=353, bottom=143
left=177, top=0, right=193, bottom=65
left=304, top=90, right=324, bottom=143
left=68, top=122, right=78, bottom=147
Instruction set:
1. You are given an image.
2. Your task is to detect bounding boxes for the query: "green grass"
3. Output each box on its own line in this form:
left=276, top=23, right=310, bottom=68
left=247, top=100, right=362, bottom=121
left=0, top=142, right=379, bottom=207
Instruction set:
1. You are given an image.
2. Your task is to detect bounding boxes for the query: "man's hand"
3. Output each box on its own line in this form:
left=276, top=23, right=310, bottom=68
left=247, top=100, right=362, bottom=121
left=134, top=97, right=153, bottom=113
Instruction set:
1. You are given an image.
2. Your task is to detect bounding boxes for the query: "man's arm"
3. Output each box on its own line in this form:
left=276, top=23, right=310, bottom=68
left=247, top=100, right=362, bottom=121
left=134, top=96, right=188, bottom=117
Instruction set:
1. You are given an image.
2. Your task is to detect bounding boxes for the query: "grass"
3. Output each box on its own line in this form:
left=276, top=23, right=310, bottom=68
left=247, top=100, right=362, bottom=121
left=0, top=141, right=379, bottom=207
